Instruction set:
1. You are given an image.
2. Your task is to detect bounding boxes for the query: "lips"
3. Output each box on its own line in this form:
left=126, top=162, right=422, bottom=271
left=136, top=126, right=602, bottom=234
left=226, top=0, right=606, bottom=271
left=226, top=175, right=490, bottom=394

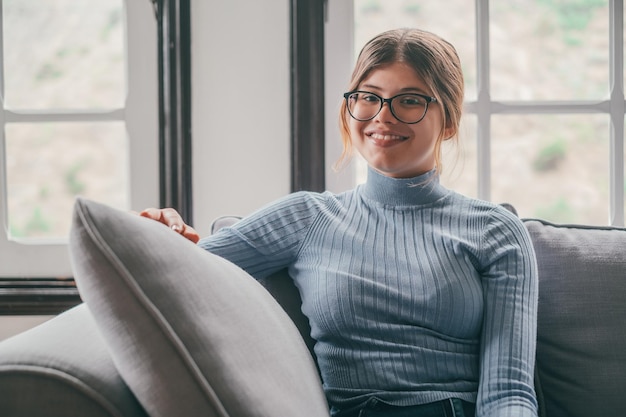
left=368, top=132, right=408, bottom=141
left=365, top=131, right=409, bottom=147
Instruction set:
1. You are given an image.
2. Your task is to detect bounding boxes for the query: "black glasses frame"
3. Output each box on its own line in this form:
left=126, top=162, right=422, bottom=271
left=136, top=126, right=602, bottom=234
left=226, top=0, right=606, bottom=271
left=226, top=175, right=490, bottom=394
left=343, top=90, right=438, bottom=124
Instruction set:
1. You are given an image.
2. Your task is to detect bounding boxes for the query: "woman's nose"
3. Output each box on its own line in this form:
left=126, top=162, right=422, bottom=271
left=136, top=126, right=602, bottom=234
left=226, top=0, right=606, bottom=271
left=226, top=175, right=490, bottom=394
left=375, top=102, right=397, bottom=123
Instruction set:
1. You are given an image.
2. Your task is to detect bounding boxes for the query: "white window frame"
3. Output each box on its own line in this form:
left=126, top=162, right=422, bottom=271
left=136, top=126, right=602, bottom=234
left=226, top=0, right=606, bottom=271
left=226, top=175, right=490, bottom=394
left=325, top=0, right=625, bottom=226
left=0, top=0, right=159, bottom=278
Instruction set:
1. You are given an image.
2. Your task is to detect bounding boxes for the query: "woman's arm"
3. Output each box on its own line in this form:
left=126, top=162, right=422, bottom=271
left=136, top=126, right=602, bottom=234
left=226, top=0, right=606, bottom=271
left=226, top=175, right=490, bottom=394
left=197, top=191, right=326, bottom=279
left=477, top=208, right=539, bottom=417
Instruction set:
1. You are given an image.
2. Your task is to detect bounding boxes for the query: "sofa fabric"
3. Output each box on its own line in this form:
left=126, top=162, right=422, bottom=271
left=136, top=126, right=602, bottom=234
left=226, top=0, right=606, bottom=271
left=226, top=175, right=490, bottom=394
left=68, top=198, right=329, bottom=417
left=524, top=219, right=626, bottom=417
left=210, top=216, right=318, bottom=364
left=0, top=304, right=148, bottom=417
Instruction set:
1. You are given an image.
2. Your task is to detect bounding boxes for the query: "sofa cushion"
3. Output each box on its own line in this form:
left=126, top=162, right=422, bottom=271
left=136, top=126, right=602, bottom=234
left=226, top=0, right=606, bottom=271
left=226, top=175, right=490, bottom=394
left=0, top=304, right=148, bottom=417
left=69, top=198, right=329, bottom=417
left=210, top=216, right=318, bottom=364
left=524, top=219, right=626, bottom=417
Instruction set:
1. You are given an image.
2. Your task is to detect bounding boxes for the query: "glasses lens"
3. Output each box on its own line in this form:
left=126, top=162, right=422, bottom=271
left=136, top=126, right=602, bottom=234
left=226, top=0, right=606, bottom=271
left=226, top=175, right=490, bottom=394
left=346, top=92, right=430, bottom=123
left=347, top=92, right=381, bottom=121
left=390, top=94, right=428, bottom=124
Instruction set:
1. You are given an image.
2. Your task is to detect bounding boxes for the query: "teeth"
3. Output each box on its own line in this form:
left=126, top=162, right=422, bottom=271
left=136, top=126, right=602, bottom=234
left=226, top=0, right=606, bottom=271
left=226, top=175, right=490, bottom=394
left=370, top=133, right=405, bottom=141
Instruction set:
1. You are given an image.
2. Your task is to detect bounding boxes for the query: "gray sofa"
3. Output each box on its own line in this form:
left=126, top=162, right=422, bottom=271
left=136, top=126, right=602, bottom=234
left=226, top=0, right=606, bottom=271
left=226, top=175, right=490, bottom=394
left=0, top=199, right=625, bottom=417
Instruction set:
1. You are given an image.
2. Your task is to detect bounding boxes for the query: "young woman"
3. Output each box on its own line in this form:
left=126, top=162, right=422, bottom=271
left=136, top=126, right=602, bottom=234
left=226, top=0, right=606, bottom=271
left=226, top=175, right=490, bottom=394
left=142, top=28, right=539, bottom=417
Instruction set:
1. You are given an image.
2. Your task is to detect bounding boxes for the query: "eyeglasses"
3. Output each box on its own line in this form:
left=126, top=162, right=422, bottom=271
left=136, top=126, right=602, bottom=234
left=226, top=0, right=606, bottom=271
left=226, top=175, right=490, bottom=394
left=343, top=90, right=437, bottom=124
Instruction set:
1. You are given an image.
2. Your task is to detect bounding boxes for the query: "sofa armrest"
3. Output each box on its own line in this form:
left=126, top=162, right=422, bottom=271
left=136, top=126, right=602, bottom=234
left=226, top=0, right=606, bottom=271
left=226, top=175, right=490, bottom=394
left=0, top=304, right=147, bottom=417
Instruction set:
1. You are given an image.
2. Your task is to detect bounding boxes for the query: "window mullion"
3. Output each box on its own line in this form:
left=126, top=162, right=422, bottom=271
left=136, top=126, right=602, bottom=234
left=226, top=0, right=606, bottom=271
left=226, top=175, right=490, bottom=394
left=290, top=0, right=326, bottom=193
left=475, top=0, right=491, bottom=202
left=3, top=109, right=126, bottom=123
left=156, top=0, right=193, bottom=224
left=491, top=101, right=610, bottom=114
left=609, top=0, right=625, bottom=226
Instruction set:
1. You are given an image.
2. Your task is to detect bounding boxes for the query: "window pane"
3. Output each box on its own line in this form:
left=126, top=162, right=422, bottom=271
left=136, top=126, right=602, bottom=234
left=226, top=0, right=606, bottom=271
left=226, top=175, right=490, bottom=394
left=2, top=0, right=126, bottom=110
left=354, top=0, right=477, bottom=100
left=440, top=114, right=478, bottom=198
left=5, top=122, right=129, bottom=240
left=492, top=114, right=609, bottom=225
left=491, top=1, right=609, bottom=101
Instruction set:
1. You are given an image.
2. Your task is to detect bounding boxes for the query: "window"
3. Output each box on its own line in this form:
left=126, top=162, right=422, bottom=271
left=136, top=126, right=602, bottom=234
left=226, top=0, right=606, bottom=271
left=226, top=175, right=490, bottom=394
left=325, top=0, right=625, bottom=226
left=0, top=1, right=158, bottom=277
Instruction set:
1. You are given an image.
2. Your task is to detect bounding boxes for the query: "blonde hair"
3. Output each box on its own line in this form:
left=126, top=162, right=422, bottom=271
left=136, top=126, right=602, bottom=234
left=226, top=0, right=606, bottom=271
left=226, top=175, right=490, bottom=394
left=337, top=28, right=465, bottom=174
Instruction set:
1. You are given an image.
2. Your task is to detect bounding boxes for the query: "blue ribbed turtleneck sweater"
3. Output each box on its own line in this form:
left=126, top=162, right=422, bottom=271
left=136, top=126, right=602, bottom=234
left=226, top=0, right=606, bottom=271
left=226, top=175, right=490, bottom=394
left=198, top=168, right=538, bottom=417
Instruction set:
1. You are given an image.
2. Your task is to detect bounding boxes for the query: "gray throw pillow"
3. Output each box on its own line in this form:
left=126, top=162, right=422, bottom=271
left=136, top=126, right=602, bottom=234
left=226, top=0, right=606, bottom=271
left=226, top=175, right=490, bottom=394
left=69, top=198, right=329, bottom=417
left=524, top=219, right=626, bottom=417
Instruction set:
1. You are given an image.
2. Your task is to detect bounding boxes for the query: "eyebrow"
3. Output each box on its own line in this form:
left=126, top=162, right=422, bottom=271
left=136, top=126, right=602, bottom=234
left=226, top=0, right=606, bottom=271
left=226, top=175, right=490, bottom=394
left=360, top=84, right=430, bottom=95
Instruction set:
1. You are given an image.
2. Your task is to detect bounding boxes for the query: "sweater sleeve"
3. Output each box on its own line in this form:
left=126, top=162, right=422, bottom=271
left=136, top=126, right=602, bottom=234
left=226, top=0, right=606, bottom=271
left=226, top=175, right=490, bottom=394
left=197, top=191, right=324, bottom=279
left=476, top=207, right=539, bottom=417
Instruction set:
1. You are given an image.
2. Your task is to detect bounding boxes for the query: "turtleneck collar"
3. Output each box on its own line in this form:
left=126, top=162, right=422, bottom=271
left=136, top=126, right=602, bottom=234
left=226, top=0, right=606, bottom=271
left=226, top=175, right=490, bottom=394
left=360, top=166, right=450, bottom=206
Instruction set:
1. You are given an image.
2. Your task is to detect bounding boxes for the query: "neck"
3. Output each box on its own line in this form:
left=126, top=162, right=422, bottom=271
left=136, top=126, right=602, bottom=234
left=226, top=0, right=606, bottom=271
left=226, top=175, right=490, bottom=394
left=361, top=166, right=449, bottom=206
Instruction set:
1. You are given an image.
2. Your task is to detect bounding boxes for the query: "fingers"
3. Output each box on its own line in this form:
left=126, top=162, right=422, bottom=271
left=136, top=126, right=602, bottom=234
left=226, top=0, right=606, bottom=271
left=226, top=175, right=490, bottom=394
left=139, top=208, right=161, bottom=221
left=180, top=224, right=201, bottom=244
left=139, top=207, right=200, bottom=243
left=139, top=207, right=181, bottom=227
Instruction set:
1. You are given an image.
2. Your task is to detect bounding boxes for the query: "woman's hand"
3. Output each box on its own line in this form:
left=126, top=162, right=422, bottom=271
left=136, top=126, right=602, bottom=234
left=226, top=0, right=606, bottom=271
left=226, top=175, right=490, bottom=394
left=139, top=208, right=200, bottom=243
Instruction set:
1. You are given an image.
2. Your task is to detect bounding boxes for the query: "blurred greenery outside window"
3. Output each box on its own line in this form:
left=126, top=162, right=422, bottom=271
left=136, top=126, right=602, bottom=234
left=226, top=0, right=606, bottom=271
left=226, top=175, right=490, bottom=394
left=2, top=0, right=128, bottom=241
left=0, top=0, right=157, bottom=279
left=352, top=0, right=624, bottom=226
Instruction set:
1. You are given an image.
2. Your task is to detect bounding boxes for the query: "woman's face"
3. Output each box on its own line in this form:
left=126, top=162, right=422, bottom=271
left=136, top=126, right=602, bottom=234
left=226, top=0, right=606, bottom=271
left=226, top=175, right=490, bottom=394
left=349, top=62, right=450, bottom=179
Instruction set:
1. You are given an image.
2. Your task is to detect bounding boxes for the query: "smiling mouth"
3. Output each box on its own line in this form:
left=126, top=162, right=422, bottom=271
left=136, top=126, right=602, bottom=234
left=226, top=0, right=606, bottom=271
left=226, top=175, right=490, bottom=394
left=368, top=132, right=409, bottom=141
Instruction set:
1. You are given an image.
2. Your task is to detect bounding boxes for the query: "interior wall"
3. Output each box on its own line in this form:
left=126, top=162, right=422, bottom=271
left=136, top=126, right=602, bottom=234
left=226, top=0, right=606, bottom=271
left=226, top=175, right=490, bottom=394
left=324, top=0, right=356, bottom=194
left=191, top=0, right=291, bottom=236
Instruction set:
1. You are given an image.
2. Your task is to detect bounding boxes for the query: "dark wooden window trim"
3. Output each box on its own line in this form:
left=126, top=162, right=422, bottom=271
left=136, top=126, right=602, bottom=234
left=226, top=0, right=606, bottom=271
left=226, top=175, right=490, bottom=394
left=158, top=0, right=193, bottom=223
left=0, top=0, right=192, bottom=315
left=290, top=0, right=326, bottom=192
left=0, top=278, right=80, bottom=316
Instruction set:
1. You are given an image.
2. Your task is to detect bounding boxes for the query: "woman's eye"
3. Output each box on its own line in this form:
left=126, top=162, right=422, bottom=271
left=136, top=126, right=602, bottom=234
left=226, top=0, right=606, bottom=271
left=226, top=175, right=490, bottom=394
left=361, top=94, right=379, bottom=103
left=399, top=95, right=424, bottom=106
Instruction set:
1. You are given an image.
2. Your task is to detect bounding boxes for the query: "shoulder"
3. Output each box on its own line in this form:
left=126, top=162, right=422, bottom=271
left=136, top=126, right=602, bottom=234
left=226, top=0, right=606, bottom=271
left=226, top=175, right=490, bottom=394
left=260, top=190, right=345, bottom=215
left=445, top=192, right=530, bottom=241
left=447, top=191, right=520, bottom=218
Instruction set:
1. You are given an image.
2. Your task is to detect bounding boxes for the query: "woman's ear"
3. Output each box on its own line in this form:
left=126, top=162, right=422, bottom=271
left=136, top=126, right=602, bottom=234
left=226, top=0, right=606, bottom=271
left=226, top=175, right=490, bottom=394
left=442, top=123, right=456, bottom=141
left=440, top=112, right=456, bottom=140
